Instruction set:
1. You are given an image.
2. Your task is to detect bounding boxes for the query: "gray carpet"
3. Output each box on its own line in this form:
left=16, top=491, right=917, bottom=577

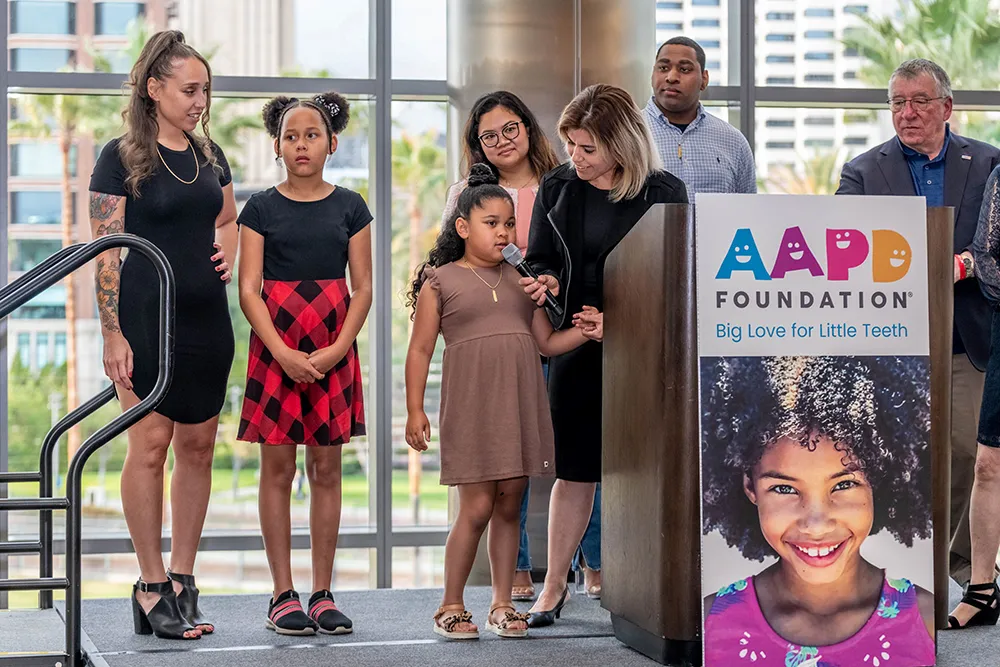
left=0, top=583, right=991, bottom=665
left=0, top=608, right=65, bottom=658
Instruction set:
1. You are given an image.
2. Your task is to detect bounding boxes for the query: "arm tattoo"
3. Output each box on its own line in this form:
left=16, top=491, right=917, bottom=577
left=90, top=193, right=123, bottom=222
left=92, top=205, right=125, bottom=334
left=96, top=257, right=122, bottom=333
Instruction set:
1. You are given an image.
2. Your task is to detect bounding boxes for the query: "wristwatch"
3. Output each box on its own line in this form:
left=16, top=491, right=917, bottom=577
left=962, top=255, right=975, bottom=279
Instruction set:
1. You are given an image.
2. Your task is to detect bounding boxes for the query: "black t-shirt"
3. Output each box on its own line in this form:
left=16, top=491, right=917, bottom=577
left=672, top=122, right=690, bottom=133
left=237, top=186, right=372, bottom=281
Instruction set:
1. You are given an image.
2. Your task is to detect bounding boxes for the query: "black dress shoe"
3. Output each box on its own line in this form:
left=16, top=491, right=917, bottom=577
left=527, top=587, right=569, bottom=628
left=168, top=570, right=214, bottom=634
left=132, top=579, right=200, bottom=639
left=948, top=581, right=1000, bottom=629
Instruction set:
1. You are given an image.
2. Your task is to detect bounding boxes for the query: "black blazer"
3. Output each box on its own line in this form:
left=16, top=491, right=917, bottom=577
left=525, top=163, right=689, bottom=329
left=837, top=132, right=1000, bottom=371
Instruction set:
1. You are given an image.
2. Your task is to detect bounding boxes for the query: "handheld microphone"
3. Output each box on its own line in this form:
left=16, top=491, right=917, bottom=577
left=502, top=243, right=564, bottom=319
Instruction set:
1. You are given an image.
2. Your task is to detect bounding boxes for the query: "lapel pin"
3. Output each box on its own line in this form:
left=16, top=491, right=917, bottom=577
left=962, top=154, right=972, bottom=160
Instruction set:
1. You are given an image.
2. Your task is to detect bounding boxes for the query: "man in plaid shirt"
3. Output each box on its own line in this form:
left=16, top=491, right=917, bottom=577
left=644, top=36, right=756, bottom=196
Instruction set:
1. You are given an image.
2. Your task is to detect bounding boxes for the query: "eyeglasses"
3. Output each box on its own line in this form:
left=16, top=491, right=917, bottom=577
left=887, top=96, right=947, bottom=113
left=478, top=121, right=522, bottom=148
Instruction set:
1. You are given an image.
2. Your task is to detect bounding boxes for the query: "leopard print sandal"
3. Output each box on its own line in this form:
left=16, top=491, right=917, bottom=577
left=433, top=604, right=479, bottom=640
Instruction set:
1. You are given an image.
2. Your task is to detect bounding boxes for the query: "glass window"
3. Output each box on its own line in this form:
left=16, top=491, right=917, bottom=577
left=804, top=52, right=834, bottom=61
left=392, top=0, right=446, bottom=80
left=16, top=332, right=31, bottom=367
left=692, top=0, right=720, bottom=5
left=766, top=12, right=794, bottom=21
left=36, top=332, right=50, bottom=368
left=54, top=332, right=67, bottom=367
left=96, top=49, right=135, bottom=74
left=13, top=285, right=66, bottom=319
left=11, top=143, right=78, bottom=178
left=845, top=71, right=858, bottom=80
left=766, top=119, right=795, bottom=128
left=11, top=191, right=62, bottom=226
left=804, top=74, right=835, bottom=83
left=94, top=2, right=144, bottom=35
left=766, top=76, right=795, bottom=85
left=805, top=9, right=836, bottom=18
left=656, top=1, right=683, bottom=8
left=756, top=109, right=894, bottom=195
left=805, top=30, right=835, bottom=39
left=844, top=47, right=859, bottom=58
left=10, top=239, right=62, bottom=273
left=169, top=0, right=371, bottom=78
left=11, top=48, right=75, bottom=72
left=10, top=1, right=75, bottom=34
left=701, top=40, right=721, bottom=49
left=766, top=55, right=795, bottom=64
left=766, top=34, right=795, bottom=42
left=391, top=100, right=447, bottom=528
left=692, top=19, right=720, bottom=28
left=844, top=5, right=869, bottom=16
left=657, top=22, right=683, bottom=31
left=707, top=60, right=721, bottom=71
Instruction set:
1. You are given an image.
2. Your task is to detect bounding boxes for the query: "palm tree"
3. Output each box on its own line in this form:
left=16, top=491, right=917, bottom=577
left=9, top=62, right=122, bottom=460
left=391, top=128, right=447, bottom=523
left=842, top=0, right=1000, bottom=91
left=760, top=150, right=847, bottom=195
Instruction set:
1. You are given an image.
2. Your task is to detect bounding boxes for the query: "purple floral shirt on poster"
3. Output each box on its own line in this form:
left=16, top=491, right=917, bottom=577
left=705, top=576, right=936, bottom=667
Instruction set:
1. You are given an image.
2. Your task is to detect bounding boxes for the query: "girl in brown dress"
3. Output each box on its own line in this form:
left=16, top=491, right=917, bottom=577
left=404, top=164, right=601, bottom=641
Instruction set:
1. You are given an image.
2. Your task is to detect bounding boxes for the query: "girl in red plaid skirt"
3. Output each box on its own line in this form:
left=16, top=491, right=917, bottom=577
left=236, top=91, right=371, bottom=636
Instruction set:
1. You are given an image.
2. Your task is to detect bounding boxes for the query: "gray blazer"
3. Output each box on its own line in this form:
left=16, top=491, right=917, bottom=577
left=836, top=133, right=1000, bottom=370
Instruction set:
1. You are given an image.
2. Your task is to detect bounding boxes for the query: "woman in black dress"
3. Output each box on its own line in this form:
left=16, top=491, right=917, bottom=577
left=88, top=31, right=236, bottom=640
left=521, top=84, right=688, bottom=626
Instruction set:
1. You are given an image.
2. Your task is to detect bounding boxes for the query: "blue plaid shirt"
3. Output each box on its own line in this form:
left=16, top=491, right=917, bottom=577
left=644, top=99, right=757, bottom=196
left=899, top=126, right=951, bottom=207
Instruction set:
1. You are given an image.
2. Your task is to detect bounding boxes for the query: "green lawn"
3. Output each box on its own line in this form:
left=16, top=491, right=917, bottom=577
left=9, top=469, right=449, bottom=512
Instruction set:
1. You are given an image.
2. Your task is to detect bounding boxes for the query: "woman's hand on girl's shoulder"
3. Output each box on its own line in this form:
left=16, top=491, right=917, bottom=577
left=405, top=411, right=431, bottom=452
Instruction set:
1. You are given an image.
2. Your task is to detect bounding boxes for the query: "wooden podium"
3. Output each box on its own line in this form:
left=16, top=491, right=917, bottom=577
left=600, top=204, right=953, bottom=666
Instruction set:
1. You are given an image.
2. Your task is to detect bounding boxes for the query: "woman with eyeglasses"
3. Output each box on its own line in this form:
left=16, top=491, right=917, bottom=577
left=440, top=91, right=563, bottom=603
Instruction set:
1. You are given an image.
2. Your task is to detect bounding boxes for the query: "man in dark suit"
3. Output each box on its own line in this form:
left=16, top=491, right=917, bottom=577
left=838, top=58, right=1000, bottom=589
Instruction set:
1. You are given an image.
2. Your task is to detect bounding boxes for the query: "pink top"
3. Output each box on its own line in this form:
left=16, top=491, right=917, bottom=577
left=442, top=180, right=539, bottom=254
left=705, top=575, right=935, bottom=667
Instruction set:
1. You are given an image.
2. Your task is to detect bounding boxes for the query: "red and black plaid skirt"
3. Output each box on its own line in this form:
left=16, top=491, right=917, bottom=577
left=238, top=279, right=365, bottom=446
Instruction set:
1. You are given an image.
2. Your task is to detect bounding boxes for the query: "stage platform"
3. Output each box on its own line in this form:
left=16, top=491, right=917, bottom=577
left=2, top=583, right=996, bottom=666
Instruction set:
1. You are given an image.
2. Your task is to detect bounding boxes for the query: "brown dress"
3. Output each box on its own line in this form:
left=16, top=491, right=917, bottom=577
left=425, top=261, right=555, bottom=485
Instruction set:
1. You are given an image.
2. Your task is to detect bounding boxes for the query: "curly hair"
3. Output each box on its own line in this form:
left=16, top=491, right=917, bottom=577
left=407, top=163, right=512, bottom=317
left=262, top=91, right=350, bottom=140
left=701, top=356, right=932, bottom=562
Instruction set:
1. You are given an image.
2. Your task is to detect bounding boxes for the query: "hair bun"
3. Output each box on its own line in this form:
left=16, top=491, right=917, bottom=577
left=467, top=163, right=499, bottom=188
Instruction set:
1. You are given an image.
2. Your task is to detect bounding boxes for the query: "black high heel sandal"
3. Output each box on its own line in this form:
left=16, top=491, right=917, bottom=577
left=948, top=581, right=1000, bottom=629
left=132, top=579, right=200, bottom=639
left=168, top=571, right=214, bottom=634
left=527, top=586, right=569, bottom=628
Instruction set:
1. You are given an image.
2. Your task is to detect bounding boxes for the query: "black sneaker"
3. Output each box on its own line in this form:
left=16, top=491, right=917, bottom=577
left=266, top=590, right=317, bottom=635
left=308, top=590, right=353, bottom=635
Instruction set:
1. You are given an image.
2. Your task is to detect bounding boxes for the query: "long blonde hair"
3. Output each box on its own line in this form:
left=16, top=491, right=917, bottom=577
left=557, top=84, right=662, bottom=202
left=119, top=30, right=218, bottom=197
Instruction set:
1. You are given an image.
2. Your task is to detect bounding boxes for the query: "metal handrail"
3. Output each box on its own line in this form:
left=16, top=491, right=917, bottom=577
left=0, top=242, right=86, bottom=303
left=0, top=233, right=175, bottom=667
left=38, top=386, right=116, bottom=609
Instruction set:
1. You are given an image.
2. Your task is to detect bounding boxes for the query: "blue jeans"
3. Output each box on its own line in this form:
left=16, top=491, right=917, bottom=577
left=516, top=482, right=601, bottom=573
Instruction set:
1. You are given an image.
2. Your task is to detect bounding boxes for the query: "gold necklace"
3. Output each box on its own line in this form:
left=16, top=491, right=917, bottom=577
left=157, top=137, right=200, bottom=185
left=464, top=260, right=503, bottom=303
left=501, top=174, right=534, bottom=190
